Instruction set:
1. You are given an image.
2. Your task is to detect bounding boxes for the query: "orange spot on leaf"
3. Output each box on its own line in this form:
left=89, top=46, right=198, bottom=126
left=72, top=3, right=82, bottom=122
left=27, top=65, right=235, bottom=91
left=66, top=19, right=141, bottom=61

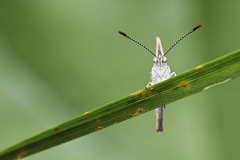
left=98, top=126, right=102, bottom=130
left=181, top=82, right=187, bottom=87
left=144, top=93, right=148, bottom=97
left=54, top=128, right=58, bottom=131
left=197, top=66, right=202, bottom=70
left=137, top=90, right=142, bottom=96
left=150, top=88, right=154, bottom=92
left=134, top=113, right=138, bottom=116
left=131, top=94, right=134, bottom=97
left=138, top=108, right=142, bottom=112
left=84, top=112, right=89, bottom=115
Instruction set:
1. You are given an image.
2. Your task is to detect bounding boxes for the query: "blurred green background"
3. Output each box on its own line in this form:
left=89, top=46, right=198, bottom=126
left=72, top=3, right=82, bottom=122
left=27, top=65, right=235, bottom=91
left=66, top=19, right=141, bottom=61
left=0, top=1, right=240, bottom=160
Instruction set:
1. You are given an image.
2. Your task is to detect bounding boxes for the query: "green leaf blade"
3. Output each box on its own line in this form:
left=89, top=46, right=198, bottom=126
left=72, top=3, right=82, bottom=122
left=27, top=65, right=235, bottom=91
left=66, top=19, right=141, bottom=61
left=0, top=49, right=240, bottom=160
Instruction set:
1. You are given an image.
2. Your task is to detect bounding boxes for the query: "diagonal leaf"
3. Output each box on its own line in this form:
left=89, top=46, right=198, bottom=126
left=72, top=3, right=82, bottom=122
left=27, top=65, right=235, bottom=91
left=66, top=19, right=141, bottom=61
left=0, top=49, right=240, bottom=160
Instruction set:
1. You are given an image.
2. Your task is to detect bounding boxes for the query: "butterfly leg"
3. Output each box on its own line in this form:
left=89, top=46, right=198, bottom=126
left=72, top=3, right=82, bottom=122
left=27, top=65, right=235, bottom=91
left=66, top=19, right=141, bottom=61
left=170, top=72, right=176, bottom=77
left=156, top=105, right=165, bottom=132
left=146, top=81, right=155, bottom=88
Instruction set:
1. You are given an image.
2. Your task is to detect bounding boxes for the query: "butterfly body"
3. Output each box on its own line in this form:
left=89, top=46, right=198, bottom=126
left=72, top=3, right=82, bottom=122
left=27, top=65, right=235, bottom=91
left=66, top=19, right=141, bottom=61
left=119, top=25, right=201, bottom=132
left=146, top=37, right=176, bottom=132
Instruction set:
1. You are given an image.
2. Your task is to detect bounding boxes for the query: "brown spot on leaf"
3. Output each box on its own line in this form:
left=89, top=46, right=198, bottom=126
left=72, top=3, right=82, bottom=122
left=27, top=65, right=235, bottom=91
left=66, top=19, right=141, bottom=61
left=137, top=91, right=142, bottom=96
left=181, top=82, right=187, bottom=87
left=134, top=113, right=138, bottom=116
left=138, top=108, right=142, bottom=112
left=19, top=152, right=26, bottom=157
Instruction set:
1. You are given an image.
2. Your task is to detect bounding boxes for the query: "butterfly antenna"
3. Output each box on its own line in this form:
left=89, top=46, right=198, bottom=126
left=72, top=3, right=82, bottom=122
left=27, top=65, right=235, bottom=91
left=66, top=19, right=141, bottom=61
left=164, top=25, right=202, bottom=56
left=119, top=31, right=156, bottom=56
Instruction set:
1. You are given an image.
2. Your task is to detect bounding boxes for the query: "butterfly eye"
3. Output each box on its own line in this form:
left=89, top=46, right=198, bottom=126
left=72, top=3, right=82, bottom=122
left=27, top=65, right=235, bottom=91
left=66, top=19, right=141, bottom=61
left=162, top=56, right=167, bottom=63
left=153, top=57, right=158, bottom=63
